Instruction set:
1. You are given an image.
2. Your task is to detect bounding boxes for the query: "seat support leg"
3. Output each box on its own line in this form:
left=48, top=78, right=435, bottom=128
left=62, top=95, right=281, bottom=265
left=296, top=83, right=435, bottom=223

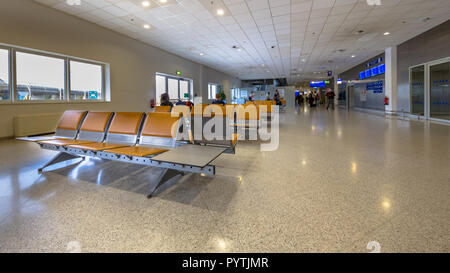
left=147, top=168, right=182, bottom=198
left=38, top=152, right=83, bottom=173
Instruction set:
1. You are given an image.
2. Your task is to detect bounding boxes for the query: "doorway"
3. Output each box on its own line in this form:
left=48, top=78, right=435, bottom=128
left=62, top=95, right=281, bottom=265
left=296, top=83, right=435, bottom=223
left=410, top=57, right=450, bottom=123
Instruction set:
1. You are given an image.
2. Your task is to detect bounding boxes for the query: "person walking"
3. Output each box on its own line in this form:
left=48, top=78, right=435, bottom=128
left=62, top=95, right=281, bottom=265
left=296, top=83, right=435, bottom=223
left=326, top=88, right=335, bottom=110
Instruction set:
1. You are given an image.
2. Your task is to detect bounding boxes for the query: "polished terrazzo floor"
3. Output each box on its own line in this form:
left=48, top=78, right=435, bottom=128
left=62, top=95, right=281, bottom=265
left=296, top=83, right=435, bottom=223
left=0, top=107, right=449, bottom=253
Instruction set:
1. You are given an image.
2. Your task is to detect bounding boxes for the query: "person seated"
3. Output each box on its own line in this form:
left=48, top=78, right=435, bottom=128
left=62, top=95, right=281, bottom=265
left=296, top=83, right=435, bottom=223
left=175, top=99, right=185, bottom=105
left=211, top=93, right=225, bottom=106
left=248, top=91, right=255, bottom=101
left=160, top=93, right=173, bottom=107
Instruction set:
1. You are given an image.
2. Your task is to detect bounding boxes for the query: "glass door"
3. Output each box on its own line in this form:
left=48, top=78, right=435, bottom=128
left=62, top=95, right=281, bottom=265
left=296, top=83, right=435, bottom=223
left=429, top=61, right=450, bottom=121
left=410, top=65, right=425, bottom=116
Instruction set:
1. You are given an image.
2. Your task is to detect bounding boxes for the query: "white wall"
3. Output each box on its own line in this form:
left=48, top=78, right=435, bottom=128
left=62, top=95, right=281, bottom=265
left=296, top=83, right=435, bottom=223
left=0, top=0, right=240, bottom=137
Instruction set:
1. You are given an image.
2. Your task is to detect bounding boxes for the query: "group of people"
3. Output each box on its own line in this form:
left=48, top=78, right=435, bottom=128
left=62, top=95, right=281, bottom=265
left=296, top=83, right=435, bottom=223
left=159, top=92, right=225, bottom=109
left=295, top=88, right=335, bottom=110
left=248, top=89, right=283, bottom=105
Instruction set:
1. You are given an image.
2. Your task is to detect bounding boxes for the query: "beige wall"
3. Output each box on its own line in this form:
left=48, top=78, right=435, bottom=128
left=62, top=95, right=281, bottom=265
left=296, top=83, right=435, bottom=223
left=0, top=0, right=240, bottom=137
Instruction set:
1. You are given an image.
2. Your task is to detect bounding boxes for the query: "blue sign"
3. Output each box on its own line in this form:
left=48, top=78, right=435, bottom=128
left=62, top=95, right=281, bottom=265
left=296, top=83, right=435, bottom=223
left=365, top=70, right=371, bottom=78
left=88, top=91, right=98, bottom=99
left=310, top=81, right=325, bottom=88
left=360, top=72, right=366, bottom=80
left=366, top=57, right=383, bottom=68
left=371, top=66, right=379, bottom=77
left=378, top=64, right=385, bottom=74
left=366, top=81, right=383, bottom=94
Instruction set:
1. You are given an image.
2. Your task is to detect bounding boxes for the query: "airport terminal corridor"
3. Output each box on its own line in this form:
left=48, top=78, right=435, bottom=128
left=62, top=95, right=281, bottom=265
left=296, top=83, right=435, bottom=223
left=1, top=108, right=448, bottom=253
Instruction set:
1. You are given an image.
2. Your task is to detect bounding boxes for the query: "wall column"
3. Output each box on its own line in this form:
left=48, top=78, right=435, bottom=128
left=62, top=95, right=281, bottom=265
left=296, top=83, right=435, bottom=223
left=385, top=46, right=398, bottom=114
left=334, top=76, right=339, bottom=104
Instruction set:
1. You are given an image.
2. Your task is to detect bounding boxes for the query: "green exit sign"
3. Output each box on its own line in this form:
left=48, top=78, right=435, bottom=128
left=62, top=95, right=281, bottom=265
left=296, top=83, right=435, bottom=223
left=176, top=70, right=181, bottom=75
left=325, top=81, right=330, bottom=84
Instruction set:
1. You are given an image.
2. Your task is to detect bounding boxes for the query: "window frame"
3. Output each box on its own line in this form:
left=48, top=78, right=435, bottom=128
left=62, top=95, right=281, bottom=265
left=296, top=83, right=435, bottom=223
left=14, top=48, right=67, bottom=102
left=68, top=58, right=105, bottom=101
left=208, top=83, right=219, bottom=100
left=0, top=42, right=109, bottom=104
left=0, top=46, right=12, bottom=104
left=155, top=73, right=193, bottom=104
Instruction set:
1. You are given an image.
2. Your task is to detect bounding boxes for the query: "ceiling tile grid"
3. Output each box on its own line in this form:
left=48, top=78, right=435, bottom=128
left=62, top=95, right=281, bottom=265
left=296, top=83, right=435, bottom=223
left=34, top=0, right=450, bottom=82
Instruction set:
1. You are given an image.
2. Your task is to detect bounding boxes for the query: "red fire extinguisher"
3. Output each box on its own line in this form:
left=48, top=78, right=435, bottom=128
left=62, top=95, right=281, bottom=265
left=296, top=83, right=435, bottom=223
left=150, top=99, right=155, bottom=108
left=384, top=96, right=389, bottom=106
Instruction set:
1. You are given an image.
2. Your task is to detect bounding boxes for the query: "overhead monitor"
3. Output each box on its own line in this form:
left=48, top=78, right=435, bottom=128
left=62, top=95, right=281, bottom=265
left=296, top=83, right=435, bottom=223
left=371, top=66, right=379, bottom=77
left=378, top=64, right=385, bottom=74
left=360, top=72, right=366, bottom=80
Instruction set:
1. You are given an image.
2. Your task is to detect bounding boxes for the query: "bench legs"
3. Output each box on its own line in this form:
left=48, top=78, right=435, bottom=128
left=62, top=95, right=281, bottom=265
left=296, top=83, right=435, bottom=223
left=38, top=152, right=84, bottom=173
left=147, top=168, right=184, bottom=198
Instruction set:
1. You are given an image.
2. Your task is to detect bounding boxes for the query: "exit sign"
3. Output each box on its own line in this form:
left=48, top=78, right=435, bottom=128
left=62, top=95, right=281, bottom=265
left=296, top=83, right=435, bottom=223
left=176, top=70, right=181, bottom=75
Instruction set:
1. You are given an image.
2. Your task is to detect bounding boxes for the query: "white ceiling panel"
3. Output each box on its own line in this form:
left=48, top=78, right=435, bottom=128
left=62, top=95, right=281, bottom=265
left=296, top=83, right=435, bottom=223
left=34, top=0, right=450, bottom=82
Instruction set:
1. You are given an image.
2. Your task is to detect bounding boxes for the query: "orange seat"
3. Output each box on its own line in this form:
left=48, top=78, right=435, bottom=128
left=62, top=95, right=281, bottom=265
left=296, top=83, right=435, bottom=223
left=141, top=112, right=180, bottom=138
left=69, top=142, right=128, bottom=151
left=102, top=112, right=180, bottom=156
left=236, top=105, right=259, bottom=121
left=38, top=139, right=94, bottom=146
left=107, top=112, right=144, bottom=135
left=104, top=146, right=168, bottom=157
left=19, top=110, right=87, bottom=142
left=38, top=112, right=113, bottom=146
left=77, top=112, right=112, bottom=132
left=57, top=110, right=87, bottom=131
left=232, top=133, right=238, bottom=146
left=155, top=106, right=171, bottom=112
left=67, top=112, right=144, bottom=150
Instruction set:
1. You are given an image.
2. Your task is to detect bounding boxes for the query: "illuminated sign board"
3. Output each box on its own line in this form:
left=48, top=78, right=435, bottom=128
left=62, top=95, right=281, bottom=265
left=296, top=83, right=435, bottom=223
left=378, top=64, right=385, bottom=74
left=360, top=72, right=366, bottom=80
left=310, top=81, right=325, bottom=88
left=371, top=66, right=379, bottom=77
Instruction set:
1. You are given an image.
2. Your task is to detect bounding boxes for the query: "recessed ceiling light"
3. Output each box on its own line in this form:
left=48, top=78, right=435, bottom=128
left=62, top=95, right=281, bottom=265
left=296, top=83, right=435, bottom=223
left=143, top=24, right=150, bottom=29
left=351, top=55, right=356, bottom=58
left=141, top=0, right=150, bottom=7
left=301, top=59, right=306, bottom=62
left=217, top=9, right=224, bottom=16
left=384, top=32, right=390, bottom=35
left=159, top=0, right=168, bottom=3
left=66, top=0, right=81, bottom=6
left=199, top=52, right=204, bottom=56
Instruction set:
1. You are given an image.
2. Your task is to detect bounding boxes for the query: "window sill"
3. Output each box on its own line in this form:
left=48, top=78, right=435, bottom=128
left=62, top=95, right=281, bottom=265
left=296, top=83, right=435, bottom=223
left=0, top=100, right=110, bottom=105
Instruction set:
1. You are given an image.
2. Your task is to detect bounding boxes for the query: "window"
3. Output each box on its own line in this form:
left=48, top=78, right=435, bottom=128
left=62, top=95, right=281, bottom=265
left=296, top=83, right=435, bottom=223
left=0, top=43, right=109, bottom=103
left=155, top=74, right=166, bottom=104
left=231, top=88, right=240, bottom=103
left=429, top=61, right=450, bottom=120
left=155, top=73, right=192, bottom=104
left=0, top=49, right=9, bottom=101
left=208, top=83, right=218, bottom=99
left=70, top=60, right=103, bottom=100
left=410, top=65, right=425, bottom=116
left=180, top=80, right=189, bottom=99
left=16, top=52, right=65, bottom=101
left=168, top=78, right=179, bottom=100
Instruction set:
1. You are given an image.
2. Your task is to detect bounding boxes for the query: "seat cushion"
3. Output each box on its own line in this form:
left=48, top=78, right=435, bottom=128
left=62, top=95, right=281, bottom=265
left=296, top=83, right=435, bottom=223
left=104, top=146, right=168, bottom=157
left=38, top=139, right=95, bottom=146
left=68, top=142, right=128, bottom=151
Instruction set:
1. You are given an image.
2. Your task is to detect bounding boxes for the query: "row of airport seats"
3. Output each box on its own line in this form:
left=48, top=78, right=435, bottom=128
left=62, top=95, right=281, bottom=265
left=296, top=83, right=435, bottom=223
left=18, top=110, right=234, bottom=198
left=154, top=102, right=275, bottom=125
